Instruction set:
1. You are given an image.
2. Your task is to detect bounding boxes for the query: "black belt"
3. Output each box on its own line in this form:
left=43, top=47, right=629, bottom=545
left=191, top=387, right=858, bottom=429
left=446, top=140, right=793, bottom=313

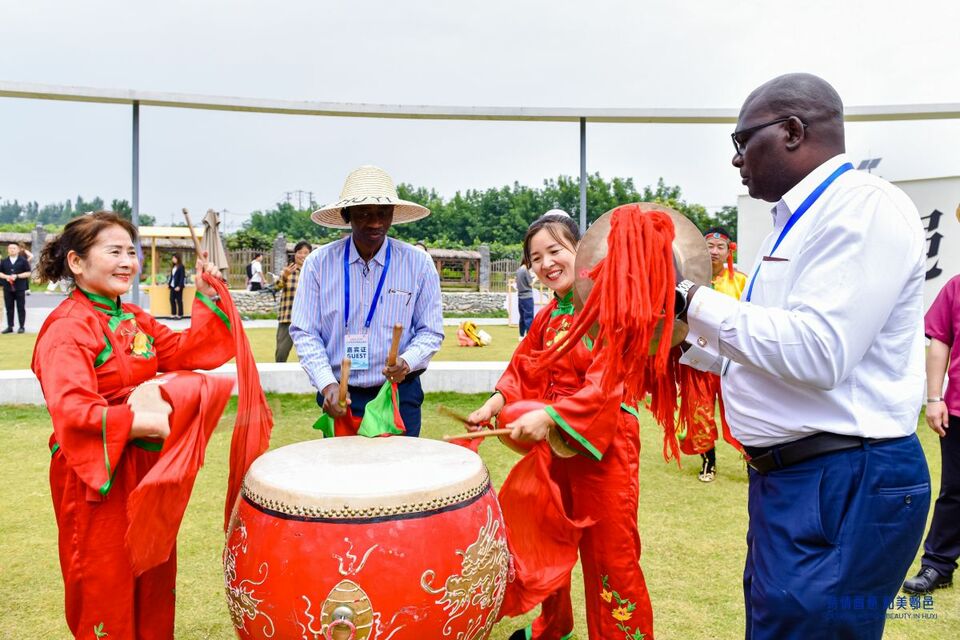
left=744, top=432, right=898, bottom=474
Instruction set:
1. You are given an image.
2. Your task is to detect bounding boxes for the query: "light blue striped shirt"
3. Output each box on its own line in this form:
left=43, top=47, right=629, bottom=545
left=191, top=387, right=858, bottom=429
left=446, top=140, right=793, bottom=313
left=290, top=236, right=444, bottom=391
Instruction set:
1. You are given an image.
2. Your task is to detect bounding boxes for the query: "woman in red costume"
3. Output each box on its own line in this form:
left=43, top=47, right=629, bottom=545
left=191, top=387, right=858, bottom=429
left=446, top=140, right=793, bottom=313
left=468, top=212, right=653, bottom=640
left=32, top=212, right=235, bottom=639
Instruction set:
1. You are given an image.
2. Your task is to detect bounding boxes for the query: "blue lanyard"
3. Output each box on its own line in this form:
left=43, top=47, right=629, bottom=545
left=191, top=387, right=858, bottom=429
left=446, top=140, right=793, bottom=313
left=343, top=239, right=392, bottom=329
left=744, top=162, right=853, bottom=302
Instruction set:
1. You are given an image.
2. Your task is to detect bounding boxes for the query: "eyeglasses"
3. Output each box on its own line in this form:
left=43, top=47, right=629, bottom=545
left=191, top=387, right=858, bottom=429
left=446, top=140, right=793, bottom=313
left=730, top=116, right=807, bottom=155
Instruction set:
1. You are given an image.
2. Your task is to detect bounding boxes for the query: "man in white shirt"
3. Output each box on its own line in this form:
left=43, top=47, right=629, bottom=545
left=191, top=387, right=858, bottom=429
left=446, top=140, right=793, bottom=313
left=248, top=253, right=264, bottom=291
left=675, top=73, right=931, bottom=639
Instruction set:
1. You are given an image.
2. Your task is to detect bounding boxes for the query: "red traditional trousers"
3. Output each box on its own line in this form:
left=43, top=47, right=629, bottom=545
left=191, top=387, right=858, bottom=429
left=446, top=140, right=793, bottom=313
left=538, top=413, right=652, bottom=640
left=50, top=443, right=176, bottom=639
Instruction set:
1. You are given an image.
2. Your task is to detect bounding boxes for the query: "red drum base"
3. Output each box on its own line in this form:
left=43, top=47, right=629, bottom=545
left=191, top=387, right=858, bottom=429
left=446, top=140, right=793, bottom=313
left=224, top=437, right=511, bottom=640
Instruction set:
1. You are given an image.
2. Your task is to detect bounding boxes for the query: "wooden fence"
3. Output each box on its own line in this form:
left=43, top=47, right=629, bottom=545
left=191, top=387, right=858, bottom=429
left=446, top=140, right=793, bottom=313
left=226, top=249, right=275, bottom=290
left=489, top=258, right=520, bottom=292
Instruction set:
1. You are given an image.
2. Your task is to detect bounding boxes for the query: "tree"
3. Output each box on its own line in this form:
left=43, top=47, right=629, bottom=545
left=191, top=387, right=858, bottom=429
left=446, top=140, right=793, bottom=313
left=712, top=205, right=738, bottom=239
left=0, top=200, right=23, bottom=224
left=111, top=199, right=132, bottom=216
left=244, top=202, right=337, bottom=244
left=234, top=174, right=737, bottom=249
left=226, top=228, right=273, bottom=250
left=110, top=199, right=156, bottom=226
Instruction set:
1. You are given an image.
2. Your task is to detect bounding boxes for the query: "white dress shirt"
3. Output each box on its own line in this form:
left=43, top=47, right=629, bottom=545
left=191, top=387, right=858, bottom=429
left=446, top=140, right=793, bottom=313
left=682, top=154, right=926, bottom=446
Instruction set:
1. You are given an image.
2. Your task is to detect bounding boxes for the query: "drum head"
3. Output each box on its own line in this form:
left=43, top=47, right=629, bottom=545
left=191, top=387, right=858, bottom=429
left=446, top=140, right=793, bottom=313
left=242, top=437, right=489, bottom=519
left=573, top=203, right=711, bottom=346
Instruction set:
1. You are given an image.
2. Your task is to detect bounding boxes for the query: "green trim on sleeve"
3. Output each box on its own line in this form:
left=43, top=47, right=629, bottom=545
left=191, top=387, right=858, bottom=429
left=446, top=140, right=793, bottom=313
left=621, top=402, right=642, bottom=421
left=50, top=442, right=60, bottom=458
left=131, top=438, right=163, bottom=452
left=544, top=405, right=603, bottom=461
left=98, top=407, right=114, bottom=496
left=94, top=333, right=113, bottom=368
left=560, top=632, right=574, bottom=640
left=195, top=291, right=231, bottom=331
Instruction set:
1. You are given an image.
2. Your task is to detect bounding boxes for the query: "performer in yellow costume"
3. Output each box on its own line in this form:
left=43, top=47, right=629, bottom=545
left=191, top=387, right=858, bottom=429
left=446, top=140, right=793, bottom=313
left=694, top=226, right=746, bottom=481
left=706, top=226, right=747, bottom=301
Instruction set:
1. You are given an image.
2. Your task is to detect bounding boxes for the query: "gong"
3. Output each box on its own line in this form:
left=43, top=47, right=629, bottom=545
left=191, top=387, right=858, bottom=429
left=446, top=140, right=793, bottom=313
left=573, top=202, right=711, bottom=348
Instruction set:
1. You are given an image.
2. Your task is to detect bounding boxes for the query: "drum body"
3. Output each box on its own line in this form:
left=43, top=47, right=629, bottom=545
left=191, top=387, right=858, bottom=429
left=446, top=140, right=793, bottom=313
left=224, top=437, right=511, bottom=640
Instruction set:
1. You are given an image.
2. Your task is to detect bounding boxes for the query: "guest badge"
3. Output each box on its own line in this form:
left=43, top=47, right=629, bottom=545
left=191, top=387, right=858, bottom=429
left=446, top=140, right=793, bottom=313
left=345, top=333, right=370, bottom=370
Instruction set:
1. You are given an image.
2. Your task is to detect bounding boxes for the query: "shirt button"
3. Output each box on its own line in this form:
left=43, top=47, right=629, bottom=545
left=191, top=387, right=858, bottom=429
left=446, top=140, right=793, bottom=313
left=905, top=495, right=912, bottom=505
left=697, top=336, right=707, bottom=347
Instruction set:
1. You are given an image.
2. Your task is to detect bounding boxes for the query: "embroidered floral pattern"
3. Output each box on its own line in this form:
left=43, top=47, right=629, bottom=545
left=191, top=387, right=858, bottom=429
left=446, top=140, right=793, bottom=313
left=601, top=574, right=645, bottom=640
left=127, top=322, right=155, bottom=358
left=93, top=622, right=108, bottom=638
left=544, top=317, right=572, bottom=348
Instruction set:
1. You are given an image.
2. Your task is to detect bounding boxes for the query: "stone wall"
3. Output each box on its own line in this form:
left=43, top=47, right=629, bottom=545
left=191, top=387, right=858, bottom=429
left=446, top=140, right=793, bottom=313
left=231, top=290, right=279, bottom=316
left=441, top=292, right=507, bottom=315
left=229, top=291, right=507, bottom=316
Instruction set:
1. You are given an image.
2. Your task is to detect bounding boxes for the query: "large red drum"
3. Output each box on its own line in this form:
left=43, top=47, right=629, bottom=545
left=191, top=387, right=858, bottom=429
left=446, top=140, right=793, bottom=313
left=224, top=436, right=511, bottom=640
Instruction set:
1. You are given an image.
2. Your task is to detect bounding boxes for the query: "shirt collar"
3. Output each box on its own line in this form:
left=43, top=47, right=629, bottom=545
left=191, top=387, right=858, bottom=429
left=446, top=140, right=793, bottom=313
left=76, top=287, right=121, bottom=313
left=552, top=290, right=575, bottom=317
left=348, top=236, right=390, bottom=266
left=770, top=153, right=851, bottom=227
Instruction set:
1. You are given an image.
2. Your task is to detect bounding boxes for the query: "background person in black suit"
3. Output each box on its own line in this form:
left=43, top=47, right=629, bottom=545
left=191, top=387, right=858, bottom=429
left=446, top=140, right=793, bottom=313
left=167, top=253, right=186, bottom=319
left=2, top=242, right=31, bottom=333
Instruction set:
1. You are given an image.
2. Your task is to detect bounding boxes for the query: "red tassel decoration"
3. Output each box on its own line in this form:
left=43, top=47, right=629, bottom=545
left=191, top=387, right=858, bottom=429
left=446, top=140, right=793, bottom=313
left=726, top=242, right=737, bottom=282
left=533, top=204, right=718, bottom=464
left=203, top=273, right=275, bottom=530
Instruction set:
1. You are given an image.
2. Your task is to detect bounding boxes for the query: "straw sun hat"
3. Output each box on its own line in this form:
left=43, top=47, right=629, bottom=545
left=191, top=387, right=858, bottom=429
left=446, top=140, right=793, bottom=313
left=311, top=165, right=431, bottom=229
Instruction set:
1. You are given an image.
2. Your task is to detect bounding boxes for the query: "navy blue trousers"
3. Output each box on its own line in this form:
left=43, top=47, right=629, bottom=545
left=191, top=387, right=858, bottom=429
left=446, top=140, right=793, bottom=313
left=518, top=296, right=534, bottom=337
left=921, top=414, right=960, bottom=576
left=316, top=374, right=425, bottom=437
left=744, top=433, right=930, bottom=640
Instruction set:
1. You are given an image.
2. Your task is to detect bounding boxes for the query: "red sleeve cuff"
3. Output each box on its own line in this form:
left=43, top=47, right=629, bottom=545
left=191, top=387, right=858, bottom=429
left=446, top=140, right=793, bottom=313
left=99, top=404, right=135, bottom=495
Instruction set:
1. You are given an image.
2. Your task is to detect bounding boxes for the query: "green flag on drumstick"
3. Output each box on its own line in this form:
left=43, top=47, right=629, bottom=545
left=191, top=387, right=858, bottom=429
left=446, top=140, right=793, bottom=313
left=313, top=325, right=407, bottom=438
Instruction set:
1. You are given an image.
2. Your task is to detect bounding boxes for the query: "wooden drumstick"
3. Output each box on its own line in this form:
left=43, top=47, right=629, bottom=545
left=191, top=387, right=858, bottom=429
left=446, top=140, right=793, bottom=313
left=181, top=208, right=204, bottom=258
left=338, top=358, right=350, bottom=407
left=442, top=428, right=513, bottom=442
left=437, top=405, right=475, bottom=425
left=387, top=324, right=403, bottom=367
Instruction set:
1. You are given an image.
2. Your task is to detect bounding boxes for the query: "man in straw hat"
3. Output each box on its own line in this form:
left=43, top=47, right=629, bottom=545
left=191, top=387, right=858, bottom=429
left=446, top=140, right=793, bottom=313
left=675, top=73, right=929, bottom=639
left=290, top=165, right=443, bottom=436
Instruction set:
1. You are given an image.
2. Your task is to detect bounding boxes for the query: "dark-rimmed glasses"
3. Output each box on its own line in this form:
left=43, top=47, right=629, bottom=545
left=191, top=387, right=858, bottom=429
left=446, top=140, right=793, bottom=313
left=730, top=116, right=807, bottom=155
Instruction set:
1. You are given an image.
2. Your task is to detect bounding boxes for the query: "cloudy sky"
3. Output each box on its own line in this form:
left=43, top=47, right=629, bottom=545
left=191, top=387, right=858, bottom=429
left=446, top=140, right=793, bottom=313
left=1, top=0, right=958, bottom=231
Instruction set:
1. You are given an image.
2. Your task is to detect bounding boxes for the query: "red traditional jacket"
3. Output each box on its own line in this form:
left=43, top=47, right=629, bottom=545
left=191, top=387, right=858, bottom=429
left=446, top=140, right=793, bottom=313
left=495, top=291, right=627, bottom=460
left=32, top=289, right=234, bottom=498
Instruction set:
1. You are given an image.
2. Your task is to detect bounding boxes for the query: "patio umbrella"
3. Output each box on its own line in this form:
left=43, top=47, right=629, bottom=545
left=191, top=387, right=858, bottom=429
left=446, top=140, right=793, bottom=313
left=200, top=209, right=230, bottom=271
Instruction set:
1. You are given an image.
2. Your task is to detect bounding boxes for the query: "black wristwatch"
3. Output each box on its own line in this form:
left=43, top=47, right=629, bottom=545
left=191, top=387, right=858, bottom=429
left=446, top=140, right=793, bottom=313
left=675, top=279, right=696, bottom=319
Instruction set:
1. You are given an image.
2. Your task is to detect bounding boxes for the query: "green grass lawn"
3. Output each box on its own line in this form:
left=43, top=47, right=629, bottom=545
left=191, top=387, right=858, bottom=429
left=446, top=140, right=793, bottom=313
left=1, top=395, right=957, bottom=638
left=0, top=325, right=521, bottom=370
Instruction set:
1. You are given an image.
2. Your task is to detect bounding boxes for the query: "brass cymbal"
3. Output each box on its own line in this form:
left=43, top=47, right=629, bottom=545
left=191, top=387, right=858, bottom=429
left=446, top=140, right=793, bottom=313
left=572, top=202, right=711, bottom=348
